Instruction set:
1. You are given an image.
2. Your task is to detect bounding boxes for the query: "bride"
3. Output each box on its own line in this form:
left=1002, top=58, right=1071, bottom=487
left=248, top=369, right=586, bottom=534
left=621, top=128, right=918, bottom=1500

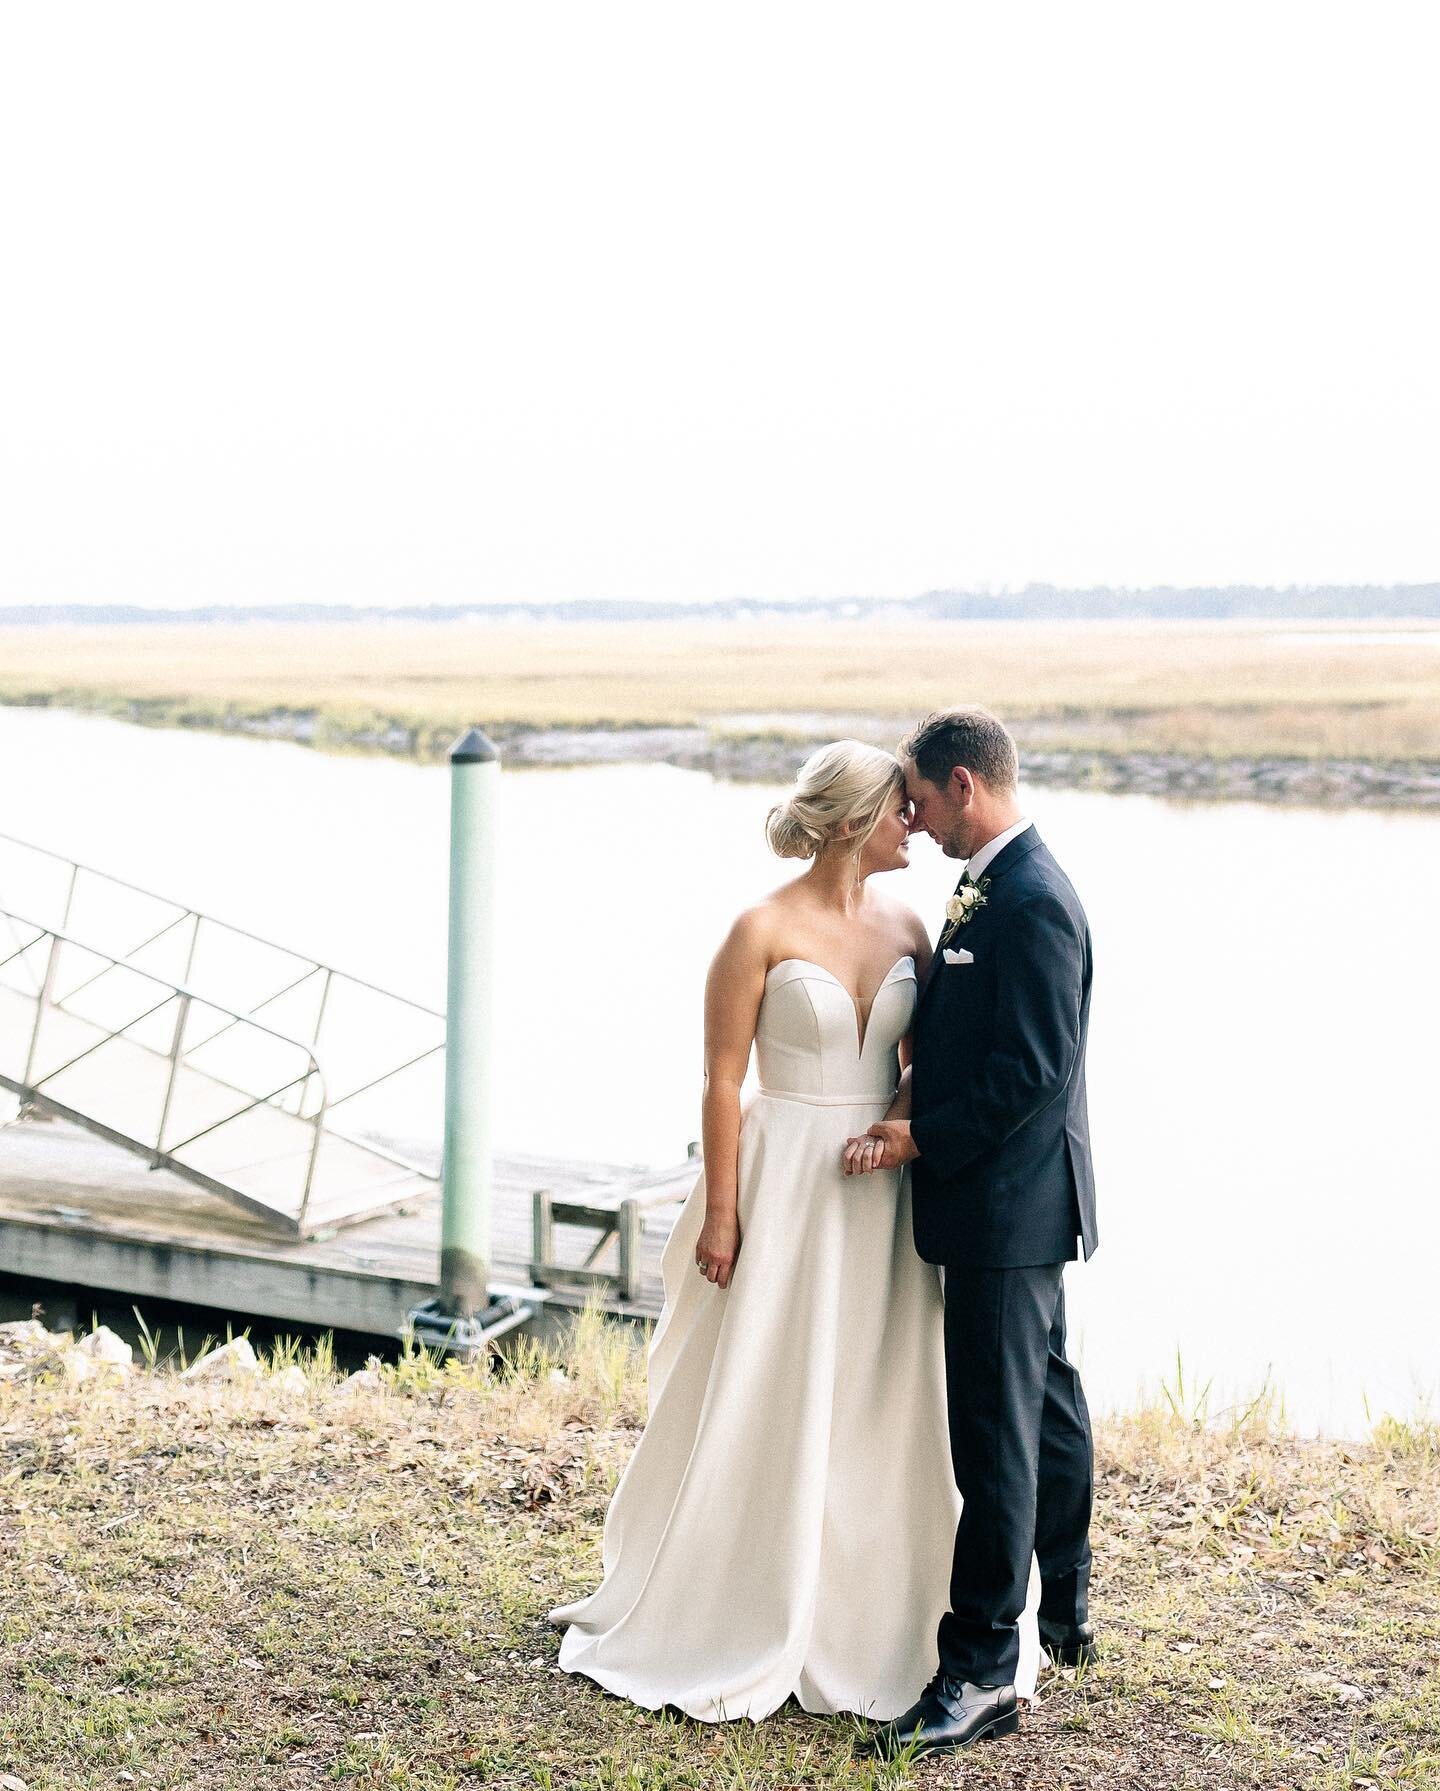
left=551, top=741, right=1039, bottom=1722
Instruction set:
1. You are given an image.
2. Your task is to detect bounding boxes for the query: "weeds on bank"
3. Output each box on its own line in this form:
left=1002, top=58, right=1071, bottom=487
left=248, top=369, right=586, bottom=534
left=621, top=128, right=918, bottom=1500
left=1, top=1309, right=1437, bottom=1790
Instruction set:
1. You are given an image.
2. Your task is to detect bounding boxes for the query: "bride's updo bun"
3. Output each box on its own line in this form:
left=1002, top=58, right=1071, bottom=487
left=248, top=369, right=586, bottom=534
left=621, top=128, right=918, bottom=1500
left=763, top=801, right=827, bottom=860
left=765, top=741, right=905, bottom=861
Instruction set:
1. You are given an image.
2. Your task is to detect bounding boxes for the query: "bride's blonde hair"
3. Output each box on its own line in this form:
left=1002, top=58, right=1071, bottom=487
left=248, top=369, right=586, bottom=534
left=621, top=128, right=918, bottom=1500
left=765, top=741, right=905, bottom=861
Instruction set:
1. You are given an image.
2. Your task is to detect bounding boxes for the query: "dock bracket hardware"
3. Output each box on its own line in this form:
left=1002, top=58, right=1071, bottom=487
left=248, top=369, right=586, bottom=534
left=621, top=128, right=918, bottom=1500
left=404, top=1286, right=547, bottom=1358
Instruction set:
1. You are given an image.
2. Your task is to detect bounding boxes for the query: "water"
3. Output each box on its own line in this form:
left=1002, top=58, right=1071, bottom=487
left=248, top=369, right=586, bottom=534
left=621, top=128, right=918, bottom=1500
left=2, top=706, right=1437, bottom=1434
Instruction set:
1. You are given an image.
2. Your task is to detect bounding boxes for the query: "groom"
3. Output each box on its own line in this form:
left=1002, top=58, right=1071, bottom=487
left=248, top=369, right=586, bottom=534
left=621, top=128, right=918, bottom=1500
left=849, top=707, right=1098, bottom=1758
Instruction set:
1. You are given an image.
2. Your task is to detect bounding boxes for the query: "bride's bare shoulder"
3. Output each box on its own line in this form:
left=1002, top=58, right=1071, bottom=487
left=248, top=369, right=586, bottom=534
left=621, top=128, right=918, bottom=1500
left=869, top=889, right=931, bottom=956
left=711, top=884, right=805, bottom=964
left=711, top=899, right=780, bottom=961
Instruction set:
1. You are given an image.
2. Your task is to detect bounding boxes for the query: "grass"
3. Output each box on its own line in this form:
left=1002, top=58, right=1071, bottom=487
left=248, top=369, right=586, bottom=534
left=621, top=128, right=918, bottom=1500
left=1, top=1309, right=1438, bottom=1789
left=2, top=618, right=1440, bottom=764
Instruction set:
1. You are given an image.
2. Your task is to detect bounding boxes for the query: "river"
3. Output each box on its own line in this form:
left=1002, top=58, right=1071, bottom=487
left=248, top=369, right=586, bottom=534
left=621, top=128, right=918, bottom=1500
left=2, top=706, right=1436, bottom=1434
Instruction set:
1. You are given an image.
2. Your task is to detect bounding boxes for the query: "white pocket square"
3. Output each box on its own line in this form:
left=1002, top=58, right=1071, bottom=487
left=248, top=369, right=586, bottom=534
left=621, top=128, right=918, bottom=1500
left=942, top=947, right=974, bottom=966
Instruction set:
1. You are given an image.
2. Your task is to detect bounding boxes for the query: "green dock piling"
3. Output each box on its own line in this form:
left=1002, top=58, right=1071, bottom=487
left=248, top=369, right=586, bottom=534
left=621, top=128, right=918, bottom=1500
left=439, top=727, right=499, bottom=1316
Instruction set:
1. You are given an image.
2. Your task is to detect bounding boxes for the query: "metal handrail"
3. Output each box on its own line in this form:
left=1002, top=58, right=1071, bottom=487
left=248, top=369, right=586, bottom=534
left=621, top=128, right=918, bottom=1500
left=0, top=834, right=450, bottom=1227
left=58, top=908, right=196, bottom=1007
left=0, top=831, right=448, bottom=1150
left=0, top=830, right=444, bottom=1019
left=0, top=911, right=331, bottom=1226
left=177, top=960, right=326, bottom=1062
left=4, top=904, right=442, bottom=1181
left=1, top=912, right=333, bottom=1069
left=5, top=920, right=320, bottom=1123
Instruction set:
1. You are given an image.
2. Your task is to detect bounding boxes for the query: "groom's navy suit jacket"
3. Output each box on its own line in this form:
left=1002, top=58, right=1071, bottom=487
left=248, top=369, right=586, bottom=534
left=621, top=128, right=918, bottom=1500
left=909, top=827, right=1099, bottom=1269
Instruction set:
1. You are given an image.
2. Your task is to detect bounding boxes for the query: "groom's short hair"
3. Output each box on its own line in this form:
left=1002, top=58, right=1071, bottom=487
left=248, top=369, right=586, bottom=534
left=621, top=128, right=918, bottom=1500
left=900, top=707, right=1018, bottom=793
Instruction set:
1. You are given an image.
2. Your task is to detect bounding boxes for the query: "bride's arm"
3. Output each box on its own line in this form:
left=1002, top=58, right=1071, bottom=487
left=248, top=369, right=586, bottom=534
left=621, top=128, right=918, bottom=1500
left=887, top=1055, right=914, bottom=1121
left=886, top=905, right=932, bottom=1123
left=695, top=912, right=768, bottom=1288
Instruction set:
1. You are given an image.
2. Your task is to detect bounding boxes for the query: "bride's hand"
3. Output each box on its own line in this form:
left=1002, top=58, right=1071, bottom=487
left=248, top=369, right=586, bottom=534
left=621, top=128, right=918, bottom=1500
left=843, top=1120, right=917, bottom=1174
left=843, top=1132, right=881, bottom=1175
left=695, top=1211, right=741, bottom=1289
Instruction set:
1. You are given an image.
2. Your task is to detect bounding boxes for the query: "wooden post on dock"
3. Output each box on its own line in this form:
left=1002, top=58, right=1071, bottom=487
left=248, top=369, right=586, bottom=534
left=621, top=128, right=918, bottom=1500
left=439, top=727, right=499, bottom=1316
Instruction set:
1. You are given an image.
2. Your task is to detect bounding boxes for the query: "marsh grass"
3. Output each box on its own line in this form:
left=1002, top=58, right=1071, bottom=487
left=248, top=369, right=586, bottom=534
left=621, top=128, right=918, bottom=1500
left=1, top=1311, right=1436, bottom=1790
left=3, top=619, right=1440, bottom=764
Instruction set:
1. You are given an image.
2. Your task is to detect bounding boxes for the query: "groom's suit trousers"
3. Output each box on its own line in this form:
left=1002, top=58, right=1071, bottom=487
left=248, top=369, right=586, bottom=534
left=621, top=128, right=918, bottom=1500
left=937, top=1261, right=1094, bottom=1686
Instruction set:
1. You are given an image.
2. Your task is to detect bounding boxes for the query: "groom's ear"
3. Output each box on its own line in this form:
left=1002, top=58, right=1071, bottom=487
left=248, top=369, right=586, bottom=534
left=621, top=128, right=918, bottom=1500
left=950, top=764, right=976, bottom=804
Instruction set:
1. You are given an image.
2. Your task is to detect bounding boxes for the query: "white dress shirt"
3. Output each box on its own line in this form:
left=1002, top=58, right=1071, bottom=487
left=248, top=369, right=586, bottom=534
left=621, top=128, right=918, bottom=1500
left=965, top=817, right=1033, bottom=881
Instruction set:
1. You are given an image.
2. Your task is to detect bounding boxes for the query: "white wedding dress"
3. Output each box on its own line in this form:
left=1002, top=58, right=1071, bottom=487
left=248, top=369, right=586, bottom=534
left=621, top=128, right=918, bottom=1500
left=552, top=955, right=1039, bottom=1721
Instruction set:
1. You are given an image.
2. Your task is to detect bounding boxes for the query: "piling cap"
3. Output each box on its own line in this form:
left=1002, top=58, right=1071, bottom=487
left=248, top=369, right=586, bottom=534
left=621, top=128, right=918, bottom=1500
left=450, top=727, right=499, bottom=764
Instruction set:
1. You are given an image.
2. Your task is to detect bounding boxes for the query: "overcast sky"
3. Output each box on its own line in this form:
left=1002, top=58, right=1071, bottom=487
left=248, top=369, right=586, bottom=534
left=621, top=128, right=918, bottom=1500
left=2, top=3, right=1437, bottom=610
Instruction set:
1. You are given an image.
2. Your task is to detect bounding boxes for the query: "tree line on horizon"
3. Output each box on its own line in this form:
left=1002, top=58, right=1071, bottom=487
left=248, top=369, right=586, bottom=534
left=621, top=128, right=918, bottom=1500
left=2, top=584, right=1438, bottom=626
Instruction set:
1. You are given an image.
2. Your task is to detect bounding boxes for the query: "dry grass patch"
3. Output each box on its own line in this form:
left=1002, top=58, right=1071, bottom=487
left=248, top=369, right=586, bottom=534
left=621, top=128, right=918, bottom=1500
left=1, top=1312, right=1436, bottom=1790
left=3, top=619, right=1440, bottom=762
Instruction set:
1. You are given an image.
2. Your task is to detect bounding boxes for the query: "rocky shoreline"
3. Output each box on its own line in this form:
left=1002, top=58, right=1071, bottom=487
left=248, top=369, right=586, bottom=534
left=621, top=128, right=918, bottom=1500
left=181, top=707, right=1440, bottom=808
left=1015, top=748, right=1440, bottom=807
left=568, top=729, right=1440, bottom=808
left=16, top=694, right=1440, bottom=807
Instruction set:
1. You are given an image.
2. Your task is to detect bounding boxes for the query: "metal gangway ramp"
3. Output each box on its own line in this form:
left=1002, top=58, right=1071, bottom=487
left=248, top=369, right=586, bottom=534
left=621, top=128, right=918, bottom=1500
left=0, top=834, right=444, bottom=1237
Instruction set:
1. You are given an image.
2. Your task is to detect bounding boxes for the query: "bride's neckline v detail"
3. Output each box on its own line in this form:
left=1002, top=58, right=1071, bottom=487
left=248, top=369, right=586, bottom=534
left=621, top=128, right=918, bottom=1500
left=767, top=955, right=915, bottom=1055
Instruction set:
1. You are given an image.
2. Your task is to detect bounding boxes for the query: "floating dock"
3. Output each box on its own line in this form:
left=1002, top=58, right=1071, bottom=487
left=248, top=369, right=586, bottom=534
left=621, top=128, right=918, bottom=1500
left=0, top=1111, right=693, bottom=1336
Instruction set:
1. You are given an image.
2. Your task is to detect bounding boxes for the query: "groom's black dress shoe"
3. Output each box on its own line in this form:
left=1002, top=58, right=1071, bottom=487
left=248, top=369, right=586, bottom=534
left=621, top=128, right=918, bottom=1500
left=871, top=1675, right=1019, bottom=1759
left=1038, top=1616, right=1096, bottom=1667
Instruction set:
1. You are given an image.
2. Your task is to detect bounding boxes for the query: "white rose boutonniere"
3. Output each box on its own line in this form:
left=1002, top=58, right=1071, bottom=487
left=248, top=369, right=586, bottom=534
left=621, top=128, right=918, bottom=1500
left=940, top=874, right=990, bottom=945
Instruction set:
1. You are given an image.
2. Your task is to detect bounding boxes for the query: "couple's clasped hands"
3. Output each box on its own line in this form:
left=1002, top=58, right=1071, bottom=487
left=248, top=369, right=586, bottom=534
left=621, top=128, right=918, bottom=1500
left=697, top=1118, right=918, bottom=1291
left=842, top=1119, right=917, bottom=1176
left=699, top=1117, right=917, bottom=1287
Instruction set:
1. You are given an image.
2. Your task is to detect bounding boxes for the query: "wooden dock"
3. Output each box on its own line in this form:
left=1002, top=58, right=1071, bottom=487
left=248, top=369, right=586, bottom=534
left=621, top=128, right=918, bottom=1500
left=0, top=1109, right=694, bottom=1336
